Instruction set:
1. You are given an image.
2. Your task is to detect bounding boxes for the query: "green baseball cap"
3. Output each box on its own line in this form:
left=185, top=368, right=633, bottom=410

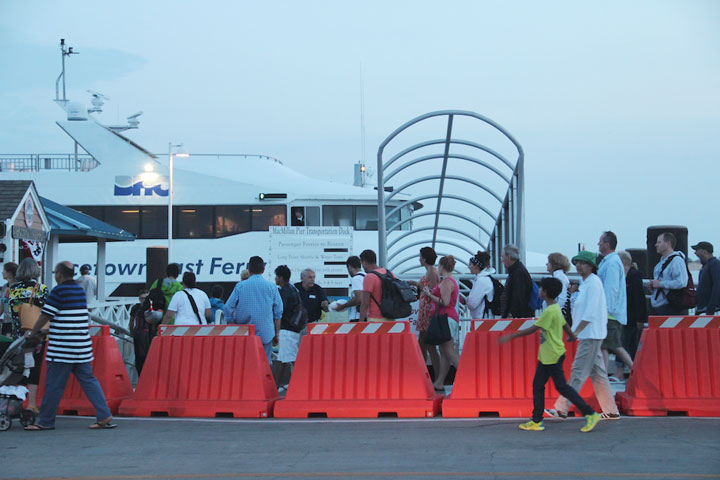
left=572, top=251, right=597, bottom=268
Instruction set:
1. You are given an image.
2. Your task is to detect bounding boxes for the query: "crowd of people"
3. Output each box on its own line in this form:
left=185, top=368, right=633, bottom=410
left=1, top=230, right=718, bottom=431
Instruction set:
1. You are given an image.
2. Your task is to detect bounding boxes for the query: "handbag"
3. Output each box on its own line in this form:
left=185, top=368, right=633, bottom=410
left=423, top=313, right=451, bottom=346
left=19, top=285, right=43, bottom=331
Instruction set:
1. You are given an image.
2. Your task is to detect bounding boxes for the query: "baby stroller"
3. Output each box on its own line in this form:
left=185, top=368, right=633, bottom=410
left=0, top=336, right=38, bottom=431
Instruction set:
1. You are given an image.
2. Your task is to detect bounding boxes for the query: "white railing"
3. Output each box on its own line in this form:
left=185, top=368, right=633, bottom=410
left=88, top=299, right=137, bottom=384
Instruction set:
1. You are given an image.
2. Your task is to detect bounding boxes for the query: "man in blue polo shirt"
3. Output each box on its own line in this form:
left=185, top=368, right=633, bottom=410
left=24, top=261, right=116, bottom=431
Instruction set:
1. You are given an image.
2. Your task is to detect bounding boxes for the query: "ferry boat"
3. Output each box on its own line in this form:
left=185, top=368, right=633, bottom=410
left=0, top=41, right=417, bottom=297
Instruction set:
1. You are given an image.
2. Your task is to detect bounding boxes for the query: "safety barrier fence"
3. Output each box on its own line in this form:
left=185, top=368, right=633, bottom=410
left=35, top=317, right=719, bottom=418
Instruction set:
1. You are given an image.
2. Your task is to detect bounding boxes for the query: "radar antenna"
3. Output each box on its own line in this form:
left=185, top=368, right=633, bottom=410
left=55, top=39, right=79, bottom=103
left=87, top=90, right=111, bottom=113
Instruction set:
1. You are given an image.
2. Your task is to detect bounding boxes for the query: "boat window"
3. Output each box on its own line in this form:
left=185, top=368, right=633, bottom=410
left=216, top=205, right=251, bottom=237
left=71, top=206, right=104, bottom=221
left=174, top=206, right=214, bottom=238
left=291, top=206, right=320, bottom=226
left=140, top=207, right=168, bottom=239
left=104, top=207, right=140, bottom=236
left=251, top=205, right=286, bottom=231
left=322, top=205, right=353, bottom=227
left=355, top=206, right=378, bottom=230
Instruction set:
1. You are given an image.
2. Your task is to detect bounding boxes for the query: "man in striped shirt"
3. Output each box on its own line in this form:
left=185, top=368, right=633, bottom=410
left=24, top=261, right=116, bottom=431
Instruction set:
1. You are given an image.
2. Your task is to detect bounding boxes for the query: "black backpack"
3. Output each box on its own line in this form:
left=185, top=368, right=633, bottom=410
left=484, top=276, right=504, bottom=317
left=143, top=278, right=167, bottom=312
left=368, top=270, right=415, bottom=319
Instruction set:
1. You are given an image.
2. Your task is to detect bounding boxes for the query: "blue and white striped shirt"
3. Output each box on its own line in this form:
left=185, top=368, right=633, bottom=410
left=223, top=275, right=283, bottom=344
left=41, top=280, right=93, bottom=363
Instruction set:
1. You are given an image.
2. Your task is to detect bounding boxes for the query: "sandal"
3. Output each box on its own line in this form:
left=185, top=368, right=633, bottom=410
left=25, top=424, right=55, bottom=431
left=89, top=418, right=117, bottom=429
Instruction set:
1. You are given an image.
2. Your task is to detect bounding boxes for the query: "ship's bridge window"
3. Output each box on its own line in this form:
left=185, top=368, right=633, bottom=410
left=175, top=206, right=214, bottom=238
left=322, top=205, right=405, bottom=231
left=291, top=206, right=320, bottom=226
left=252, top=205, right=286, bottom=230
left=216, top=206, right=251, bottom=237
left=323, top=205, right=353, bottom=227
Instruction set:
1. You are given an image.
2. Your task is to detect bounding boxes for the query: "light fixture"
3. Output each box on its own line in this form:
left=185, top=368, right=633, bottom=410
left=143, top=163, right=155, bottom=172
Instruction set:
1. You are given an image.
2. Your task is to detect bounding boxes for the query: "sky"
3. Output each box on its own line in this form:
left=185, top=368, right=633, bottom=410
left=0, top=0, right=718, bottom=261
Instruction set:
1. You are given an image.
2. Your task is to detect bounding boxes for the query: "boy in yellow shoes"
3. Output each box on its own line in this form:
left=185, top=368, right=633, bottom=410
left=500, top=277, right=600, bottom=433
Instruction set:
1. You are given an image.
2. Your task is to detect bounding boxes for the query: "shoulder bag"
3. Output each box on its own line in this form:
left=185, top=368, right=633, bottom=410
left=19, top=284, right=43, bottom=331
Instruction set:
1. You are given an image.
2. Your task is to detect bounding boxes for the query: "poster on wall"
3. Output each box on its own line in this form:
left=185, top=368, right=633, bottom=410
left=267, top=226, right=353, bottom=289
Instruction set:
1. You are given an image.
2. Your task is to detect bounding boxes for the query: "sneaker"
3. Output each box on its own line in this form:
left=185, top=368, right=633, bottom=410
left=544, top=408, right=567, bottom=420
left=580, top=412, right=600, bottom=433
left=599, top=412, right=621, bottom=420
left=519, top=420, right=545, bottom=431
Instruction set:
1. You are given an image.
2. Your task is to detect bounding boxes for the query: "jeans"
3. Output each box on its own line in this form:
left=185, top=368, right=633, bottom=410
left=533, top=355, right=593, bottom=423
left=262, top=342, right=273, bottom=365
left=37, top=361, right=112, bottom=428
left=554, top=339, right=618, bottom=415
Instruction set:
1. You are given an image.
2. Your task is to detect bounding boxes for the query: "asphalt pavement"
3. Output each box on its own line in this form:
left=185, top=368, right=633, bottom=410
left=1, top=416, right=719, bottom=480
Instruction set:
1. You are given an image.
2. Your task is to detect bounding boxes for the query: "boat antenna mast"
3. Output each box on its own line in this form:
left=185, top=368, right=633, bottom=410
left=55, top=38, right=78, bottom=104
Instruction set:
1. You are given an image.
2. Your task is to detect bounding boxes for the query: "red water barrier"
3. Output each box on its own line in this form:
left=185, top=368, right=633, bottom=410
left=118, top=324, right=278, bottom=418
left=274, top=321, right=442, bottom=418
left=443, top=319, right=599, bottom=417
left=37, top=325, right=133, bottom=415
left=617, top=316, right=720, bottom=416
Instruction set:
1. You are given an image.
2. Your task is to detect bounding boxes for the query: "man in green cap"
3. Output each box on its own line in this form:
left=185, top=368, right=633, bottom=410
left=546, top=251, right=620, bottom=420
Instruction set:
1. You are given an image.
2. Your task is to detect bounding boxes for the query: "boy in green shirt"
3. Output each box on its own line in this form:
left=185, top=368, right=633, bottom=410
left=500, top=277, right=600, bottom=432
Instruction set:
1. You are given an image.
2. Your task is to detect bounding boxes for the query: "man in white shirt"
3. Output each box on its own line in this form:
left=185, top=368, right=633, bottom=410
left=337, top=256, right=364, bottom=322
left=76, top=264, right=98, bottom=304
left=162, top=272, right=211, bottom=325
left=649, top=232, right=690, bottom=315
left=550, top=251, right=620, bottom=420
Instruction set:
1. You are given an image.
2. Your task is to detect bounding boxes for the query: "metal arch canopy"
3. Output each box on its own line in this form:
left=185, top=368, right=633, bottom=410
left=376, top=110, right=525, bottom=273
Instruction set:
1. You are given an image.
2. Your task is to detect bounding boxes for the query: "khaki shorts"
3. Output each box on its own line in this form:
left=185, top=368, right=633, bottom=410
left=602, top=319, right=623, bottom=350
left=368, top=317, right=393, bottom=322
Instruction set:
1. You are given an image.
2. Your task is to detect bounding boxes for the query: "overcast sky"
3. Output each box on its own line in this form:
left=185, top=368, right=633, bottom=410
left=1, top=1, right=718, bottom=261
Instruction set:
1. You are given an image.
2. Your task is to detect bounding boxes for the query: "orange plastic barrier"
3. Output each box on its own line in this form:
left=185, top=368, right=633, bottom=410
left=443, top=319, right=599, bottom=417
left=274, top=321, right=442, bottom=418
left=617, top=316, right=720, bottom=416
left=118, top=324, right=278, bottom=418
left=37, top=325, right=133, bottom=415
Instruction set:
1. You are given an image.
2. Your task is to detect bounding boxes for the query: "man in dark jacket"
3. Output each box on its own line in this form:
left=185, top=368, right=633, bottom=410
left=693, top=241, right=720, bottom=315
left=619, top=251, right=647, bottom=359
left=500, top=244, right=534, bottom=318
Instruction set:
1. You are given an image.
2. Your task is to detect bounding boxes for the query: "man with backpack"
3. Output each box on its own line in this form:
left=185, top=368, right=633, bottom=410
left=358, top=249, right=414, bottom=322
left=500, top=245, right=535, bottom=318
left=145, top=263, right=183, bottom=325
left=649, top=232, right=690, bottom=315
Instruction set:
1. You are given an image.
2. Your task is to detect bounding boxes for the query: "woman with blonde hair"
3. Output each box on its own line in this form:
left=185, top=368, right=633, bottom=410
left=7, top=258, right=48, bottom=412
left=546, top=252, right=571, bottom=324
left=422, top=255, right=461, bottom=391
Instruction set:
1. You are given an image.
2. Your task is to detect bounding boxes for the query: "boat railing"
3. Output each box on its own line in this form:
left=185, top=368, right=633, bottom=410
left=0, top=154, right=99, bottom=172
left=152, top=153, right=284, bottom=165
left=88, top=299, right=137, bottom=384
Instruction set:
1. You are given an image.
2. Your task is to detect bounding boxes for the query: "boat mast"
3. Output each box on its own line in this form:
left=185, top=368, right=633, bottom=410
left=55, top=39, right=78, bottom=104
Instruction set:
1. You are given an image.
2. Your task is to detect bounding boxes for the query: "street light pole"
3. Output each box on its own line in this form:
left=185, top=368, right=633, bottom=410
left=167, top=143, right=188, bottom=264
left=168, top=142, right=174, bottom=262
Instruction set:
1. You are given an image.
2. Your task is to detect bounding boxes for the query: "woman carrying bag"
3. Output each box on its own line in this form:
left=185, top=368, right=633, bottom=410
left=8, top=258, right=48, bottom=413
left=422, top=255, right=461, bottom=392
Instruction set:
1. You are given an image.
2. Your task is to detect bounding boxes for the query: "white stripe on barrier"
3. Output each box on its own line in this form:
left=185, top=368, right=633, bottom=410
left=311, top=324, right=329, bottom=335
left=473, top=321, right=485, bottom=330
left=362, top=323, right=382, bottom=334
left=691, top=317, right=712, bottom=328
left=490, top=320, right=511, bottom=331
left=196, top=326, right=214, bottom=336
left=172, top=326, right=189, bottom=336
left=520, top=320, right=536, bottom=330
left=389, top=322, right=406, bottom=334
left=220, top=326, right=239, bottom=336
left=660, top=317, right=683, bottom=328
left=336, top=323, right=356, bottom=334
